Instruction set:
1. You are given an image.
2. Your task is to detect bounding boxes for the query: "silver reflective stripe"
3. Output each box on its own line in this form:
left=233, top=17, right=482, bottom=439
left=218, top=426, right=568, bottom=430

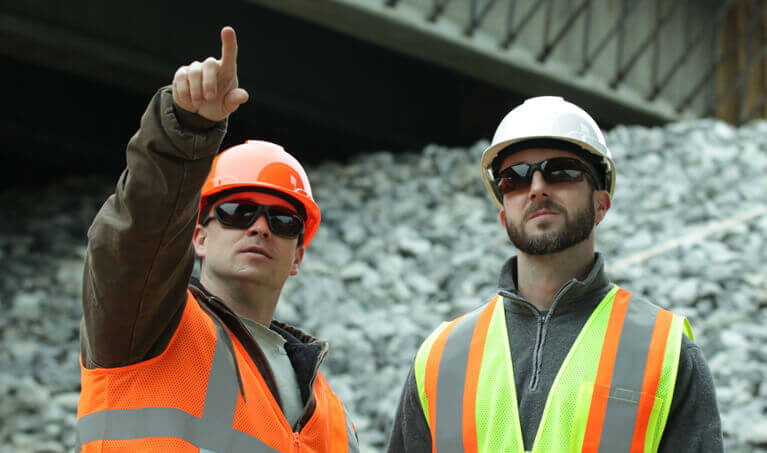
left=76, top=322, right=279, bottom=453
left=345, top=408, right=360, bottom=453
left=434, top=305, right=485, bottom=453
left=598, top=298, right=659, bottom=453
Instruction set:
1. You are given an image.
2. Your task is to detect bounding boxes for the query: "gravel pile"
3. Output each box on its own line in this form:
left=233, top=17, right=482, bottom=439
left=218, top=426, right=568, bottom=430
left=2, top=118, right=766, bottom=452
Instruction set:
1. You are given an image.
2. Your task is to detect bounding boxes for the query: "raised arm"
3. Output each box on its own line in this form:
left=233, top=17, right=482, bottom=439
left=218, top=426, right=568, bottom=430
left=80, top=27, right=248, bottom=368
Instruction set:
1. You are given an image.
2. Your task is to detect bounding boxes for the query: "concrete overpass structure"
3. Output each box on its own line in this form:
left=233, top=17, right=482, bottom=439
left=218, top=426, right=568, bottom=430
left=1, top=0, right=754, bottom=187
left=256, top=0, right=728, bottom=123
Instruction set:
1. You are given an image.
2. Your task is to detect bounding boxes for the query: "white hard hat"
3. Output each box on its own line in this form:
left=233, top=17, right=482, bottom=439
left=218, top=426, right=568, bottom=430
left=480, top=96, right=616, bottom=209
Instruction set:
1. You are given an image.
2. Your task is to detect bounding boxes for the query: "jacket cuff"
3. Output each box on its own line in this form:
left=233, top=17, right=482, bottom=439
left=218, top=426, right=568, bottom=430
left=156, top=86, right=227, bottom=161
left=173, top=103, right=222, bottom=131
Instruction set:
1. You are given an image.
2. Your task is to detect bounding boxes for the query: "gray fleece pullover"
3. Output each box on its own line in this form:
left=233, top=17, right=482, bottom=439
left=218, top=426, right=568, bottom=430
left=387, top=253, right=723, bottom=452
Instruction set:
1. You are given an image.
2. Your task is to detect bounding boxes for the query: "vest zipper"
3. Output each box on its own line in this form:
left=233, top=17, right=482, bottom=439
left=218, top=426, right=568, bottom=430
left=527, top=280, right=575, bottom=391
left=529, top=314, right=546, bottom=391
left=293, top=431, right=301, bottom=452
left=292, top=346, right=328, bottom=431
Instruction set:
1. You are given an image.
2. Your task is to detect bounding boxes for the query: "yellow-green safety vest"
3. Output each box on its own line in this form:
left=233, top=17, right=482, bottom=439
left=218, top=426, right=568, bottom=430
left=414, top=286, right=693, bottom=453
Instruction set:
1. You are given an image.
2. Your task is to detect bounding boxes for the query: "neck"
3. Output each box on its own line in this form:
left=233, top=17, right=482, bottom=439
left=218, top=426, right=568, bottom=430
left=200, top=272, right=281, bottom=326
left=516, top=239, right=596, bottom=311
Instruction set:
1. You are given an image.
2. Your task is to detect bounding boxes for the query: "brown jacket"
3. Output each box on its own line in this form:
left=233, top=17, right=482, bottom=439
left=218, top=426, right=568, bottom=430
left=80, top=86, right=328, bottom=429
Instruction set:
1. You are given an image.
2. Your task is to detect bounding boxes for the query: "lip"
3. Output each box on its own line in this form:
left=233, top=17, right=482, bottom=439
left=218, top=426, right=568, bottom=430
left=239, top=245, right=272, bottom=259
left=528, top=209, right=559, bottom=221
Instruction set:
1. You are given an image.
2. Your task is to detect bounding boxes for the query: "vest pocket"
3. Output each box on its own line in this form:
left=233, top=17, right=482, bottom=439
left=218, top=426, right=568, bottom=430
left=571, top=382, right=663, bottom=453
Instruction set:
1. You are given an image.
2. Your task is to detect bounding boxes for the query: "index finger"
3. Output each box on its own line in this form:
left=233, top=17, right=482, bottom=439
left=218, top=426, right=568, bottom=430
left=220, top=26, right=238, bottom=75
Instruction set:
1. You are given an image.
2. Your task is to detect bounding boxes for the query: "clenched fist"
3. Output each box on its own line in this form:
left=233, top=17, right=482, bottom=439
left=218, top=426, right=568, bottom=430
left=172, top=26, right=249, bottom=122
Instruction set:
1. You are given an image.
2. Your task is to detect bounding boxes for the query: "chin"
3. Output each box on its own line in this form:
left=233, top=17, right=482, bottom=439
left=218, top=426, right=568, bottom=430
left=527, top=223, right=561, bottom=234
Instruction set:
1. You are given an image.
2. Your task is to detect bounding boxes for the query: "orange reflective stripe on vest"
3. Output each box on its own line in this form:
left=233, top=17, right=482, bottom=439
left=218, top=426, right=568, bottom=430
left=632, top=309, right=673, bottom=452
left=424, top=288, right=681, bottom=453
left=429, top=302, right=497, bottom=453
left=582, top=289, right=675, bottom=453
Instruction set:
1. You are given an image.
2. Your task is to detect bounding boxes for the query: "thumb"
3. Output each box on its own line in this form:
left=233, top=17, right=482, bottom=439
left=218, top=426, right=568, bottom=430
left=223, top=88, right=249, bottom=114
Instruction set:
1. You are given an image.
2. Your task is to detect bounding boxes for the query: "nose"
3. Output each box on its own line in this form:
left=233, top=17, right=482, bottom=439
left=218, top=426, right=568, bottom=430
left=246, top=214, right=270, bottom=237
left=528, top=170, right=550, bottom=200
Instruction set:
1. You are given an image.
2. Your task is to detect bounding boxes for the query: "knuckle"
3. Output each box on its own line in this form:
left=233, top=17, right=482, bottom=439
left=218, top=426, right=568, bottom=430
left=203, top=59, right=220, bottom=73
left=188, top=61, right=202, bottom=73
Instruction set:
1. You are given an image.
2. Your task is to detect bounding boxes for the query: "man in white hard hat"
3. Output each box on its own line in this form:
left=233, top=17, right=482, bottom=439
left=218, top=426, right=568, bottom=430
left=387, top=97, right=723, bottom=452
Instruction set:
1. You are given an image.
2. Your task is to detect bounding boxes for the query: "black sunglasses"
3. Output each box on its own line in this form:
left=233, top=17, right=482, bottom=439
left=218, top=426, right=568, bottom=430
left=204, top=201, right=304, bottom=238
left=496, top=157, right=598, bottom=194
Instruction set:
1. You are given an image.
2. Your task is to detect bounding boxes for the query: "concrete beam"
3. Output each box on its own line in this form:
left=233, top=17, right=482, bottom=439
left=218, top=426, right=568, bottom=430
left=251, top=0, right=706, bottom=125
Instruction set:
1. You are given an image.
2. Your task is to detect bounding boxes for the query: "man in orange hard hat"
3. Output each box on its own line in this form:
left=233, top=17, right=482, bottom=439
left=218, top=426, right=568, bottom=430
left=77, top=26, right=359, bottom=452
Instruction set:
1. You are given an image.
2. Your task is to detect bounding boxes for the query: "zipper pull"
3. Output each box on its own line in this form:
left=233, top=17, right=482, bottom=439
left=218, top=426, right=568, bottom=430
left=293, top=431, right=300, bottom=452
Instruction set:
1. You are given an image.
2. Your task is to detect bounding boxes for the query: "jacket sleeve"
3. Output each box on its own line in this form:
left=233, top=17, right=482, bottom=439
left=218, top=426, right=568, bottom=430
left=80, top=86, right=227, bottom=368
left=658, top=336, right=724, bottom=452
left=387, top=367, right=433, bottom=453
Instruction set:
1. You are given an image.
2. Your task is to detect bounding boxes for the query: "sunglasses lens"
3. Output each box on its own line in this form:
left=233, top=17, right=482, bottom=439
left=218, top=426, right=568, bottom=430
left=498, top=164, right=531, bottom=194
left=267, top=209, right=304, bottom=238
left=213, top=202, right=304, bottom=238
left=214, top=202, right=257, bottom=228
left=543, top=158, right=585, bottom=184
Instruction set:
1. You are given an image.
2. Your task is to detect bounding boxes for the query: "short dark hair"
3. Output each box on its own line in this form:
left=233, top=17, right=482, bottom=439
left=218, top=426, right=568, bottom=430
left=492, top=138, right=606, bottom=191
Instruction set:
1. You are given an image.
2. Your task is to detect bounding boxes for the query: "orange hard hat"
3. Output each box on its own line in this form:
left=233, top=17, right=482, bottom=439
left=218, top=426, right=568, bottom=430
left=200, top=140, right=321, bottom=247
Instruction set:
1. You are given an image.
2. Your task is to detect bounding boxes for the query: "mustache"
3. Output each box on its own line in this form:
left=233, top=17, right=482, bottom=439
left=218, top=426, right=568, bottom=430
left=523, top=200, right=565, bottom=220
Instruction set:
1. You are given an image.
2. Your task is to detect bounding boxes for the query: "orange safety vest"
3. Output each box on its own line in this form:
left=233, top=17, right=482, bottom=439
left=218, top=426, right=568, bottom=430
left=77, top=291, right=358, bottom=452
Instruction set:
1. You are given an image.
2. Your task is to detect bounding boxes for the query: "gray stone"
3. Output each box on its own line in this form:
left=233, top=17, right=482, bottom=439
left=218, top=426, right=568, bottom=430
left=43, top=423, right=62, bottom=438
left=51, top=392, right=80, bottom=412
left=16, top=377, right=50, bottom=410
left=742, top=420, right=767, bottom=445
left=668, top=279, right=699, bottom=306
left=11, top=292, right=44, bottom=320
left=340, top=261, right=373, bottom=281
left=33, top=442, right=66, bottom=453
left=8, top=341, right=38, bottom=364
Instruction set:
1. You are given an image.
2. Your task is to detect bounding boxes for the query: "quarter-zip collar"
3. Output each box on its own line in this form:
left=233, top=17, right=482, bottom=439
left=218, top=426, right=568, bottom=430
left=498, top=252, right=611, bottom=317
left=188, top=277, right=328, bottom=431
left=497, top=252, right=613, bottom=392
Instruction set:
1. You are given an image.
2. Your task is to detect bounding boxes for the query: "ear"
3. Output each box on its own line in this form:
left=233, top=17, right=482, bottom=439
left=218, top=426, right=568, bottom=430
left=192, top=224, right=208, bottom=258
left=593, top=191, right=611, bottom=225
left=499, top=209, right=506, bottom=228
left=289, top=246, right=305, bottom=276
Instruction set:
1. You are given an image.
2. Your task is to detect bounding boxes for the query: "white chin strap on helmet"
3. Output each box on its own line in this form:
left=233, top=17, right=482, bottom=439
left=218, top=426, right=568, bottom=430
left=480, top=96, right=616, bottom=209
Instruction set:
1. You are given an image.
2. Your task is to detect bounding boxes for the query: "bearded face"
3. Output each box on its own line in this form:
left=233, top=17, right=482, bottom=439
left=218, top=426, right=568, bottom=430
left=504, top=191, right=596, bottom=255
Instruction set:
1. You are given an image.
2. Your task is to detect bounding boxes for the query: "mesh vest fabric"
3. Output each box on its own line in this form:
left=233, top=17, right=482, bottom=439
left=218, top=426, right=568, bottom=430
left=414, top=286, right=691, bottom=453
left=77, top=291, right=358, bottom=452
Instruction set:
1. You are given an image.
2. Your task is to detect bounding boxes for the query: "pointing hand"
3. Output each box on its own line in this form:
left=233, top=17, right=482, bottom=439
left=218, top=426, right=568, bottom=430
left=172, top=26, right=249, bottom=122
